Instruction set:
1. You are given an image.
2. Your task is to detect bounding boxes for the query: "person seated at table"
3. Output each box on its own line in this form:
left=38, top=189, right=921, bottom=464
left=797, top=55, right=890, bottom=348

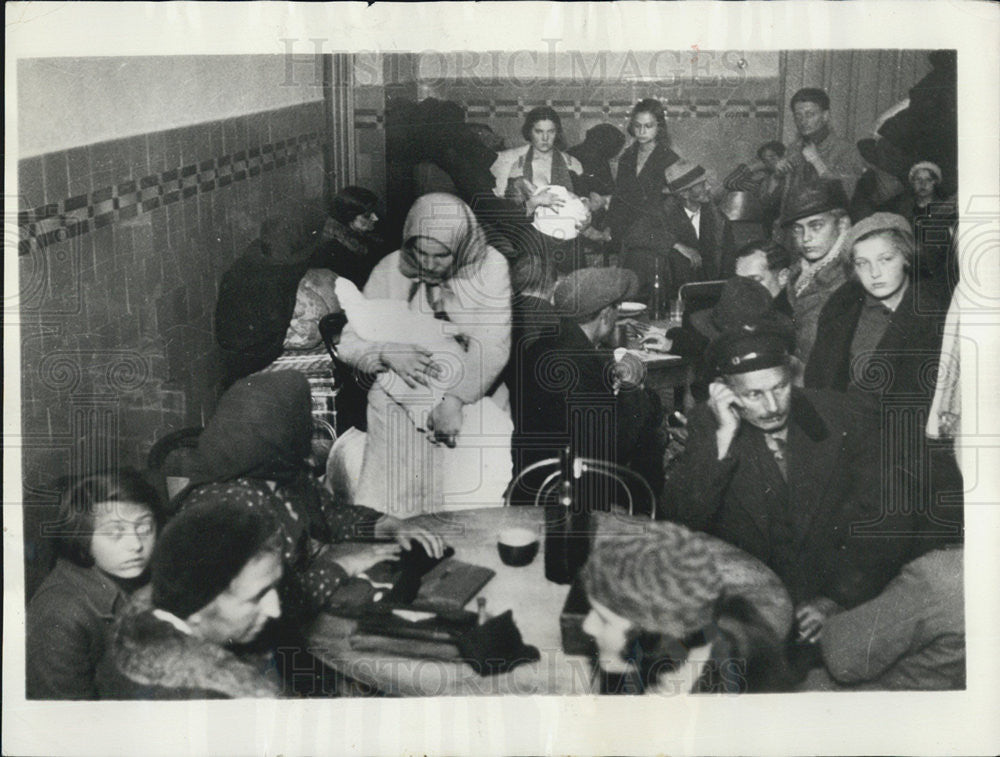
left=506, top=267, right=665, bottom=512
left=622, top=159, right=735, bottom=302
left=732, top=239, right=793, bottom=316
left=98, top=499, right=286, bottom=698
left=581, top=513, right=798, bottom=694
left=309, top=185, right=385, bottom=290
left=215, top=204, right=332, bottom=387
left=805, top=212, right=962, bottom=553
left=801, top=544, right=964, bottom=691
left=640, top=277, right=797, bottom=411
left=659, top=320, right=921, bottom=644
left=26, top=469, right=163, bottom=700
left=177, top=370, right=445, bottom=620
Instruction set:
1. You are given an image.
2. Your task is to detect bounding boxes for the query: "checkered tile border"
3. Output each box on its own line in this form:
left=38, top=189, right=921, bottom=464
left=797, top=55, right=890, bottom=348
left=355, top=97, right=779, bottom=129
left=19, top=132, right=324, bottom=254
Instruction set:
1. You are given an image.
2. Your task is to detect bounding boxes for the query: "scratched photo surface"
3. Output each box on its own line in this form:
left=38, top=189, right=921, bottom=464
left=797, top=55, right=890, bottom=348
left=5, top=3, right=999, bottom=756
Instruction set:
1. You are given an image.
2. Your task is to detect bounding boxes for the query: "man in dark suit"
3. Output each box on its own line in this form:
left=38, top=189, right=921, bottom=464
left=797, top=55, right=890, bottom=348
left=659, top=319, right=919, bottom=643
left=506, top=267, right=664, bottom=512
left=622, top=160, right=735, bottom=301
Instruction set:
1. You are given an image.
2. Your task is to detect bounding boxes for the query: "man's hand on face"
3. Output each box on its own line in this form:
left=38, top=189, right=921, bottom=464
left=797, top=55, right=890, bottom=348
left=708, top=380, right=742, bottom=459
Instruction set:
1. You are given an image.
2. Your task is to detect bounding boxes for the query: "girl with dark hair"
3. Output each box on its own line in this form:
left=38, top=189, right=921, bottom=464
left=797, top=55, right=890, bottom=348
left=26, top=468, right=163, bottom=699
left=310, top=185, right=385, bottom=289
left=581, top=513, right=797, bottom=695
left=490, top=105, right=584, bottom=210
left=607, top=98, right=681, bottom=249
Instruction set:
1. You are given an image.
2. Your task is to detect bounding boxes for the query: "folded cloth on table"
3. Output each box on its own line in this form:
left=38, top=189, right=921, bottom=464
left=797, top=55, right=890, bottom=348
left=456, top=610, right=540, bottom=676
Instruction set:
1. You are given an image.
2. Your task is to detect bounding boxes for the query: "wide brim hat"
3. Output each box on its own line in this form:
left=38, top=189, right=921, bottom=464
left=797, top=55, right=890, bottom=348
left=689, top=277, right=775, bottom=341
left=663, top=159, right=708, bottom=194
left=554, top=267, right=639, bottom=319
left=779, top=178, right=850, bottom=227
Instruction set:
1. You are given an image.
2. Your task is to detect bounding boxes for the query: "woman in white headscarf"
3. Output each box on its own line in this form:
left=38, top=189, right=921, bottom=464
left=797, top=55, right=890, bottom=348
left=337, top=193, right=512, bottom=515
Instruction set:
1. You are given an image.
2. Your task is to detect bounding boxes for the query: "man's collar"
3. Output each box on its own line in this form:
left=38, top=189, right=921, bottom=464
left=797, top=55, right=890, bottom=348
left=803, top=123, right=832, bottom=146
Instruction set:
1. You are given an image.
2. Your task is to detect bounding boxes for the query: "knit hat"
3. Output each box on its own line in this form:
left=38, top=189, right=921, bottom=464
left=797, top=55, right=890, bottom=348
left=582, top=513, right=793, bottom=640
left=554, top=267, right=638, bottom=321
left=662, top=160, right=708, bottom=194
left=907, top=161, right=942, bottom=184
left=152, top=498, right=279, bottom=619
left=843, top=211, right=915, bottom=253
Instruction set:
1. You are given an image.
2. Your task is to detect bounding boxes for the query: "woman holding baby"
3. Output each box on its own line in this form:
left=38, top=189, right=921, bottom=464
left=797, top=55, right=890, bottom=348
left=337, top=193, right=512, bottom=516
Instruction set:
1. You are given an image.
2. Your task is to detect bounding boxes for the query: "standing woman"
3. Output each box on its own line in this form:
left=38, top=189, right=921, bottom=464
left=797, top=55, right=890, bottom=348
left=310, top=185, right=384, bottom=290
left=607, top=98, right=681, bottom=252
left=888, top=162, right=958, bottom=289
left=26, top=469, right=163, bottom=699
left=337, top=193, right=512, bottom=515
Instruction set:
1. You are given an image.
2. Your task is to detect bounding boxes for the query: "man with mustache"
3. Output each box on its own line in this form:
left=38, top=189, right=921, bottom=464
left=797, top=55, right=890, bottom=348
left=659, top=319, right=918, bottom=648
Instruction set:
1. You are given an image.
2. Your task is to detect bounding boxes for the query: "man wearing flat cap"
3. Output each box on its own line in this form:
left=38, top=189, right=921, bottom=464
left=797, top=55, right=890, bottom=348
left=660, top=318, right=920, bottom=647
left=781, top=178, right=854, bottom=364
left=621, top=159, right=735, bottom=302
left=98, top=500, right=286, bottom=698
left=507, top=267, right=665, bottom=511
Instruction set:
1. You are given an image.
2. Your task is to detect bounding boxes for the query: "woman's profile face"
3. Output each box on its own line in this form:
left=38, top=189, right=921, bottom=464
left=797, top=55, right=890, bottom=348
left=90, top=500, right=156, bottom=579
left=529, top=119, right=558, bottom=153
left=350, top=210, right=378, bottom=235
left=409, top=236, right=455, bottom=282
left=582, top=597, right=633, bottom=673
left=631, top=111, right=659, bottom=145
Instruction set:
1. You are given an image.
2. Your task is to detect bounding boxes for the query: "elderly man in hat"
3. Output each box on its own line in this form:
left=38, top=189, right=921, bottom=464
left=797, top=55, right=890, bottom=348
left=506, top=267, right=665, bottom=511
left=659, top=318, right=919, bottom=646
left=781, top=178, right=854, bottom=364
left=621, top=159, right=735, bottom=301
left=776, top=88, right=865, bottom=205
left=98, top=500, right=286, bottom=698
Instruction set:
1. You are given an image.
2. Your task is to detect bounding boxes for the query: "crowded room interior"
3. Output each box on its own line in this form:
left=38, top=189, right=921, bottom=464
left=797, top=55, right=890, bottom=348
left=18, top=48, right=966, bottom=699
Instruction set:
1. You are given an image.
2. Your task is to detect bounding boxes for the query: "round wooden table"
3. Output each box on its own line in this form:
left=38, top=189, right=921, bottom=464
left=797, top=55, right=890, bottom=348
left=306, top=507, right=598, bottom=696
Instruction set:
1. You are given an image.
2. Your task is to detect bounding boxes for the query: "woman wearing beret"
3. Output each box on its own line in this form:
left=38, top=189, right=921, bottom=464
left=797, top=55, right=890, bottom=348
left=805, top=213, right=962, bottom=554
left=606, top=99, right=681, bottom=253
left=580, top=513, right=798, bottom=694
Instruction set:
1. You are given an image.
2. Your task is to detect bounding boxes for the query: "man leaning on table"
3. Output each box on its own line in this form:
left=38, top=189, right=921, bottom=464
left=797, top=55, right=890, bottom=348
left=98, top=500, right=286, bottom=699
left=506, top=267, right=665, bottom=511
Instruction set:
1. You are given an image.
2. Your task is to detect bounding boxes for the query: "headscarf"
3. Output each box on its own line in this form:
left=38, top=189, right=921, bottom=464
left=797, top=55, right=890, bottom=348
left=398, top=193, right=491, bottom=284
left=189, top=371, right=312, bottom=487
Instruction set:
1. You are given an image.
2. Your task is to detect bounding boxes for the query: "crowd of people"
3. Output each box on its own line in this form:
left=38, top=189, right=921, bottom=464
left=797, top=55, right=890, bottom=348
left=26, top=54, right=965, bottom=699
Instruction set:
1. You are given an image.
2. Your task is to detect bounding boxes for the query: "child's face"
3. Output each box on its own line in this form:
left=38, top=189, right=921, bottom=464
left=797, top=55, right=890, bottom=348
left=90, top=500, right=156, bottom=579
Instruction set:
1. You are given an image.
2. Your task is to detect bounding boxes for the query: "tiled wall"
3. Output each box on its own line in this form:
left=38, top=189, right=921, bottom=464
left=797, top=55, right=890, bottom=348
left=17, top=100, right=327, bottom=597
